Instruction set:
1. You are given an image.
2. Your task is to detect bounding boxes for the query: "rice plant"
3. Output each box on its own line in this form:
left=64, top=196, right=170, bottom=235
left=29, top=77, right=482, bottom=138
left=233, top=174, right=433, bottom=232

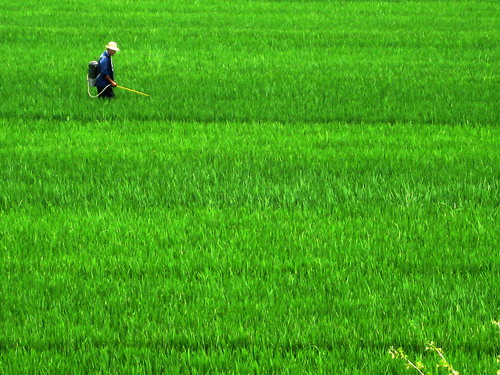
left=0, top=0, right=498, bottom=373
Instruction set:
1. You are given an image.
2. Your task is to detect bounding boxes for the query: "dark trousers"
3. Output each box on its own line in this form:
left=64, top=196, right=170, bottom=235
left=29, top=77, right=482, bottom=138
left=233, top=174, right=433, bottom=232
left=97, top=86, right=115, bottom=99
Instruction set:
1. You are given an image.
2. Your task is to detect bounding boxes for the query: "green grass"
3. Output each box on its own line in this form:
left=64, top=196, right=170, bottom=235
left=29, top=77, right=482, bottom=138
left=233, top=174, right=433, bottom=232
left=0, top=0, right=498, bottom=124
left=0, top=0, right=499, bottom=373
left=1, top=121, right=498, bottom=373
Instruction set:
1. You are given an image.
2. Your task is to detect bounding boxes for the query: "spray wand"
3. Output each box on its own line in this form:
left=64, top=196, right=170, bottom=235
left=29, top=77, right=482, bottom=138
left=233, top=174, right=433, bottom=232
left=116, top=85, right=149, bottom=97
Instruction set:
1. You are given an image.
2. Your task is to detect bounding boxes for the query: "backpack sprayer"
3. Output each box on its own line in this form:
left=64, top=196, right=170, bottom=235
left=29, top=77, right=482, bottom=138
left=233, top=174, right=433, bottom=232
left=87, top=61, right=149, bottom=98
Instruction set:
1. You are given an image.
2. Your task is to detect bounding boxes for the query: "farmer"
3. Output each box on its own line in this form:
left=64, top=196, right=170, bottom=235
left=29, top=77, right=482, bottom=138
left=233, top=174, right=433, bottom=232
left=96, top=41, right=119, bottom=99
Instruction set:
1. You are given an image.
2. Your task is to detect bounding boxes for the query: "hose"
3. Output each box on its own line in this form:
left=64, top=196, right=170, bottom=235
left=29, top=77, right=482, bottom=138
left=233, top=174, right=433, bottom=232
left=87, top=74, right=112, bottom=98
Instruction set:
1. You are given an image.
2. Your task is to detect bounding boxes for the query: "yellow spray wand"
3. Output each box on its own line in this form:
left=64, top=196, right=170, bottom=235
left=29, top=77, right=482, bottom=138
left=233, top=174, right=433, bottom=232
left=116, top=85, right=149, bottom=97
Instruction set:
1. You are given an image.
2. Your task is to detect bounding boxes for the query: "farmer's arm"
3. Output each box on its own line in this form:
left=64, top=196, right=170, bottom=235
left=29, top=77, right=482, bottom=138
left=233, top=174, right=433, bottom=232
left=103, top=74, right=117, bottom=87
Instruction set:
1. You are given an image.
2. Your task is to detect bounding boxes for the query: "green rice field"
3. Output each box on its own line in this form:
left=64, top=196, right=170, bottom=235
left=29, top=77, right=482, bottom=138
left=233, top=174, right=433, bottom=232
left=0, top=0, right=499, bottom=373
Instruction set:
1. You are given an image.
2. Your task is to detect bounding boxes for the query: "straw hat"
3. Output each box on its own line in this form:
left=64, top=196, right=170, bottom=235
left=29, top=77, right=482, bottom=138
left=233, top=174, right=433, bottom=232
left=105, top=41, right=120, bottom=51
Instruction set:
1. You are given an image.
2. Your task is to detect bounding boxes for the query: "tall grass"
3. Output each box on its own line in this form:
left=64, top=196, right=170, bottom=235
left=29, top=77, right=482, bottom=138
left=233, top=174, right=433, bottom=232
left=1, top=121, right=498, bottom=372
left=0, top=0, right=499, bottom=373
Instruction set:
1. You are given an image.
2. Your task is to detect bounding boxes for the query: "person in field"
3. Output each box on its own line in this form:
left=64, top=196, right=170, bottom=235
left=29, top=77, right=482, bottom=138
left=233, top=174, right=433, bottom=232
left=96, top=42, right=119, bottom=99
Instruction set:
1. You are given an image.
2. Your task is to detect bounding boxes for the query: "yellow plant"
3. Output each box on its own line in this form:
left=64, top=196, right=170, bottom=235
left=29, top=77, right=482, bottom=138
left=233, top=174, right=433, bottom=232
left=389, top=346, right=425, bottom=375
left=425, top=341, right=459, bottom=375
